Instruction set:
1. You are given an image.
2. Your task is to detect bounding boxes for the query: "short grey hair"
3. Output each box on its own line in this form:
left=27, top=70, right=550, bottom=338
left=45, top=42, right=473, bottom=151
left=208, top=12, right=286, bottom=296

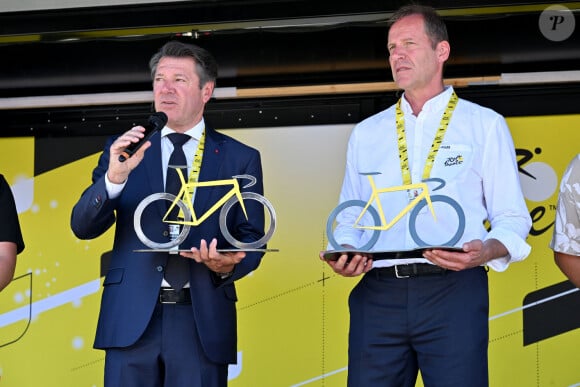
left=388, top=4, right=448, bottom=49
left=149, top=41, right=218, bottom=89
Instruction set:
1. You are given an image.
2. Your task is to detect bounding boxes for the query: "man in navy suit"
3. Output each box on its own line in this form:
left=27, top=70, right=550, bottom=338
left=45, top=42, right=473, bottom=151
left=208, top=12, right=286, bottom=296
left=71, top=41, right=266, bottom=387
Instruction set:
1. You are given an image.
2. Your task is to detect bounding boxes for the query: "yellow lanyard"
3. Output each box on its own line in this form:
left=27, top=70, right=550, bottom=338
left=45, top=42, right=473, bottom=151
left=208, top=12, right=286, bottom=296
left=186, top=128, right=206, bottom=199
left=395, top=91, right=458, bottom=185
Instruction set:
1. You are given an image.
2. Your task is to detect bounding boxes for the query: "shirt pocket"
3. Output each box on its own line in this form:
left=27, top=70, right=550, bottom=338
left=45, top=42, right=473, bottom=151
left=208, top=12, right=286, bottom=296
left=432, top=143, right=473, bottom=183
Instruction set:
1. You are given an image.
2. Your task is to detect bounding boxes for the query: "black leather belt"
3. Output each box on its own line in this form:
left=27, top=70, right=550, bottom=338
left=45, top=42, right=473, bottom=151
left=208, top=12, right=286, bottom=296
left=159, top=288, right=191, bottom=304
left=373, top=263, right=446, bottom=279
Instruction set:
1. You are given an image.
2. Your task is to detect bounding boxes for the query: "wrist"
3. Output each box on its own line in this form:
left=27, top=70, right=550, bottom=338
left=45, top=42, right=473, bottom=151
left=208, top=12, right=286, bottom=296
left=106, top=170, right=128, bottom=185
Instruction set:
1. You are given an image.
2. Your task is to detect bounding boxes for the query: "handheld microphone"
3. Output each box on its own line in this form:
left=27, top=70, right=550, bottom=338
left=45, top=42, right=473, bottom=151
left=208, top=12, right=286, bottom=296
left=118, top=112, right=168, bottom=162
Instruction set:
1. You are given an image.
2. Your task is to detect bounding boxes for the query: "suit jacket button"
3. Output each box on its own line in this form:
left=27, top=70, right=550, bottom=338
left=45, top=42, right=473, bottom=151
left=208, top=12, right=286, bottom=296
left=162, top=231, right=169, bottom=237
left=156, top=266, right=164, bottom=272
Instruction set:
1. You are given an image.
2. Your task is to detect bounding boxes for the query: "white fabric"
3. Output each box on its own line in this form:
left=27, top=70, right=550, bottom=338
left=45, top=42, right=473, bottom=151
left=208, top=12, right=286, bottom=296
left=550, top=153, right=580, bottom=256
left=331, top=86, right=532, bottom=272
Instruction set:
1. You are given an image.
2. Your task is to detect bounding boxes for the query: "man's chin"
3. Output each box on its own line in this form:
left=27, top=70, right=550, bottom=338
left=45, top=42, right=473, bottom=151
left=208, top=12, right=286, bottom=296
left=393, top=79, right=408, bottom=90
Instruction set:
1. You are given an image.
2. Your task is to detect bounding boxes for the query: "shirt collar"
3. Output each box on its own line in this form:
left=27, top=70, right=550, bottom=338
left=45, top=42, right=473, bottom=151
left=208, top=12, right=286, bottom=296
left=400, top=86, right=454, bottom=115
left=161, top=118, right=205, bottom=141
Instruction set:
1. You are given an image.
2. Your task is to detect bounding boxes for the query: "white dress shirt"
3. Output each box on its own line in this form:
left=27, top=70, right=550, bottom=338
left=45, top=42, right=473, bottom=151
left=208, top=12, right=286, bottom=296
left=550, top=153, right=580, bottom=255
left=332, top=86, right=532, bottom=272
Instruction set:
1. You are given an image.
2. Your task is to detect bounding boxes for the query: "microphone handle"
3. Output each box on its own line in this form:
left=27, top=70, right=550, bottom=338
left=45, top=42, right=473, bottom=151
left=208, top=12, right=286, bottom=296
left=118, top=112, right=167, bottom=162
left=118, top=127, right=159, bottom=162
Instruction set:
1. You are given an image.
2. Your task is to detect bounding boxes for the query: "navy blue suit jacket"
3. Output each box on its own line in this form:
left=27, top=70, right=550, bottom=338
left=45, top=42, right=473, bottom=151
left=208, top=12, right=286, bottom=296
left=71, top=126, right=265, bottom=364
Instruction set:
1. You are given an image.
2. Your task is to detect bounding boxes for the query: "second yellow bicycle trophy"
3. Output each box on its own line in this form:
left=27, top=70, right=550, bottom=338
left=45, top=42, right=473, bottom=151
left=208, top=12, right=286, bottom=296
left=324, top=173, right=466, bottom=260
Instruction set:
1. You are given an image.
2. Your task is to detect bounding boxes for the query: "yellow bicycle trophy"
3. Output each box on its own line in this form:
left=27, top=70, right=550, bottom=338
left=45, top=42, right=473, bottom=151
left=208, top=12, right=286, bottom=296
left=134, top=167, right=276, bottom=251
left=326, top=172, right=465, bottom=251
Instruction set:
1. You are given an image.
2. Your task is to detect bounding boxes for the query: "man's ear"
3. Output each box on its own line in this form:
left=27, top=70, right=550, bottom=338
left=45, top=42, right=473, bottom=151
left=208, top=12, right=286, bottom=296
left=437, top=41, right=451, bottom=62
left=202, top=81, right=215, bottom=103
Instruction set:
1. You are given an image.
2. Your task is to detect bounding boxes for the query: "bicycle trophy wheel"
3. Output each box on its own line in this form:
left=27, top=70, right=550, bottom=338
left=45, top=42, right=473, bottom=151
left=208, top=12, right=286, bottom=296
left=408, top=195, right=465, bottom=247
left=133, top=192, right=192, bottom=250
left=326, top=199, right=381, bottom=251
left=219, top=192, right=276, bottom=250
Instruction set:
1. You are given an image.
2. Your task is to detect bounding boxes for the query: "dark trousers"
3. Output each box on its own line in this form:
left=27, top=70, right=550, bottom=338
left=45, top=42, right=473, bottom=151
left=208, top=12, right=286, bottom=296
left=347, top=266, right=489, bottom=387
left=104, top=302, right=227, bottom=387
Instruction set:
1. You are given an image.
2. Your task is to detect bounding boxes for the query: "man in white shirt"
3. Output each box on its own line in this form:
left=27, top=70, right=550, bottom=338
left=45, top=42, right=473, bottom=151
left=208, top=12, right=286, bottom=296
left=550, top=153, right=580, bottom=287
left=320, top=5, right=531, bottom=386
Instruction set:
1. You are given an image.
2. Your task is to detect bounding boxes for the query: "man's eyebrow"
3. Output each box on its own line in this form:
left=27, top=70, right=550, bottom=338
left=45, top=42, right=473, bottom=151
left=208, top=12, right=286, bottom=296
left=154, top=72, right=189, bottom=78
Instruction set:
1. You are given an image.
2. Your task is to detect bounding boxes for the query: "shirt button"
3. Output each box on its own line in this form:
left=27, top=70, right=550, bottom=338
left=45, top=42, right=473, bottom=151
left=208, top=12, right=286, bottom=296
left=162, top=231, right=169, bottom=237
left=156, top=266, right=164, bottom=272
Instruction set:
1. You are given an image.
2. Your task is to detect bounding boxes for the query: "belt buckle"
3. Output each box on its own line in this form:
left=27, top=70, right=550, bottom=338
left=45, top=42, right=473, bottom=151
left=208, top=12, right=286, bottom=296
left=159, top=288, right=177, bottom=304
left=394, top=265, right=409, bottom=279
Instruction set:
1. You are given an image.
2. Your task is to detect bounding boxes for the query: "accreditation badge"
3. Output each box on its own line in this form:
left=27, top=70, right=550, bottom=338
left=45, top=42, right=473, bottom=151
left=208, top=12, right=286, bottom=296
left=407, top=188, right=422, bottom=201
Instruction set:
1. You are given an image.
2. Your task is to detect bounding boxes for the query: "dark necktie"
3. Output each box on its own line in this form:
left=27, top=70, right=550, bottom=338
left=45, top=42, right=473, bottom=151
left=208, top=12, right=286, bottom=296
left=164, top=133, right=191, bottom=290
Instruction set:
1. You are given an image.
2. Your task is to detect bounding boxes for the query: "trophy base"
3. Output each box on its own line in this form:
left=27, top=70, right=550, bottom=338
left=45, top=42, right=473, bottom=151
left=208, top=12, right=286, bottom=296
left=322, top=246, right=463, bottom=261
left=134, top=248, right=279, bottom=253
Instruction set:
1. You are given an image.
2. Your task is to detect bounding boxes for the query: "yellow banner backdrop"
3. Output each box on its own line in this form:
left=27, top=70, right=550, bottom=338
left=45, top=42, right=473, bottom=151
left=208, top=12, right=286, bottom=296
left=0, top=115, right=578, bottom=386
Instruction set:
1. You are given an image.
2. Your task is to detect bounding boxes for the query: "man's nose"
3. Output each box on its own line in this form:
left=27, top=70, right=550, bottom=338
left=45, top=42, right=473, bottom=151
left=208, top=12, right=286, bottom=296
left=390, top=47, right=406, bottom=59
left=160, top=81, right=175, bottom=93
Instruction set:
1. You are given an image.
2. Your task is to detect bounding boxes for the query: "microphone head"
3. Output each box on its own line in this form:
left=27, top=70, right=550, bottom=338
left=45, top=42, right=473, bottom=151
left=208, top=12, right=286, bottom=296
left=149, top=111, right=168, bottom=128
